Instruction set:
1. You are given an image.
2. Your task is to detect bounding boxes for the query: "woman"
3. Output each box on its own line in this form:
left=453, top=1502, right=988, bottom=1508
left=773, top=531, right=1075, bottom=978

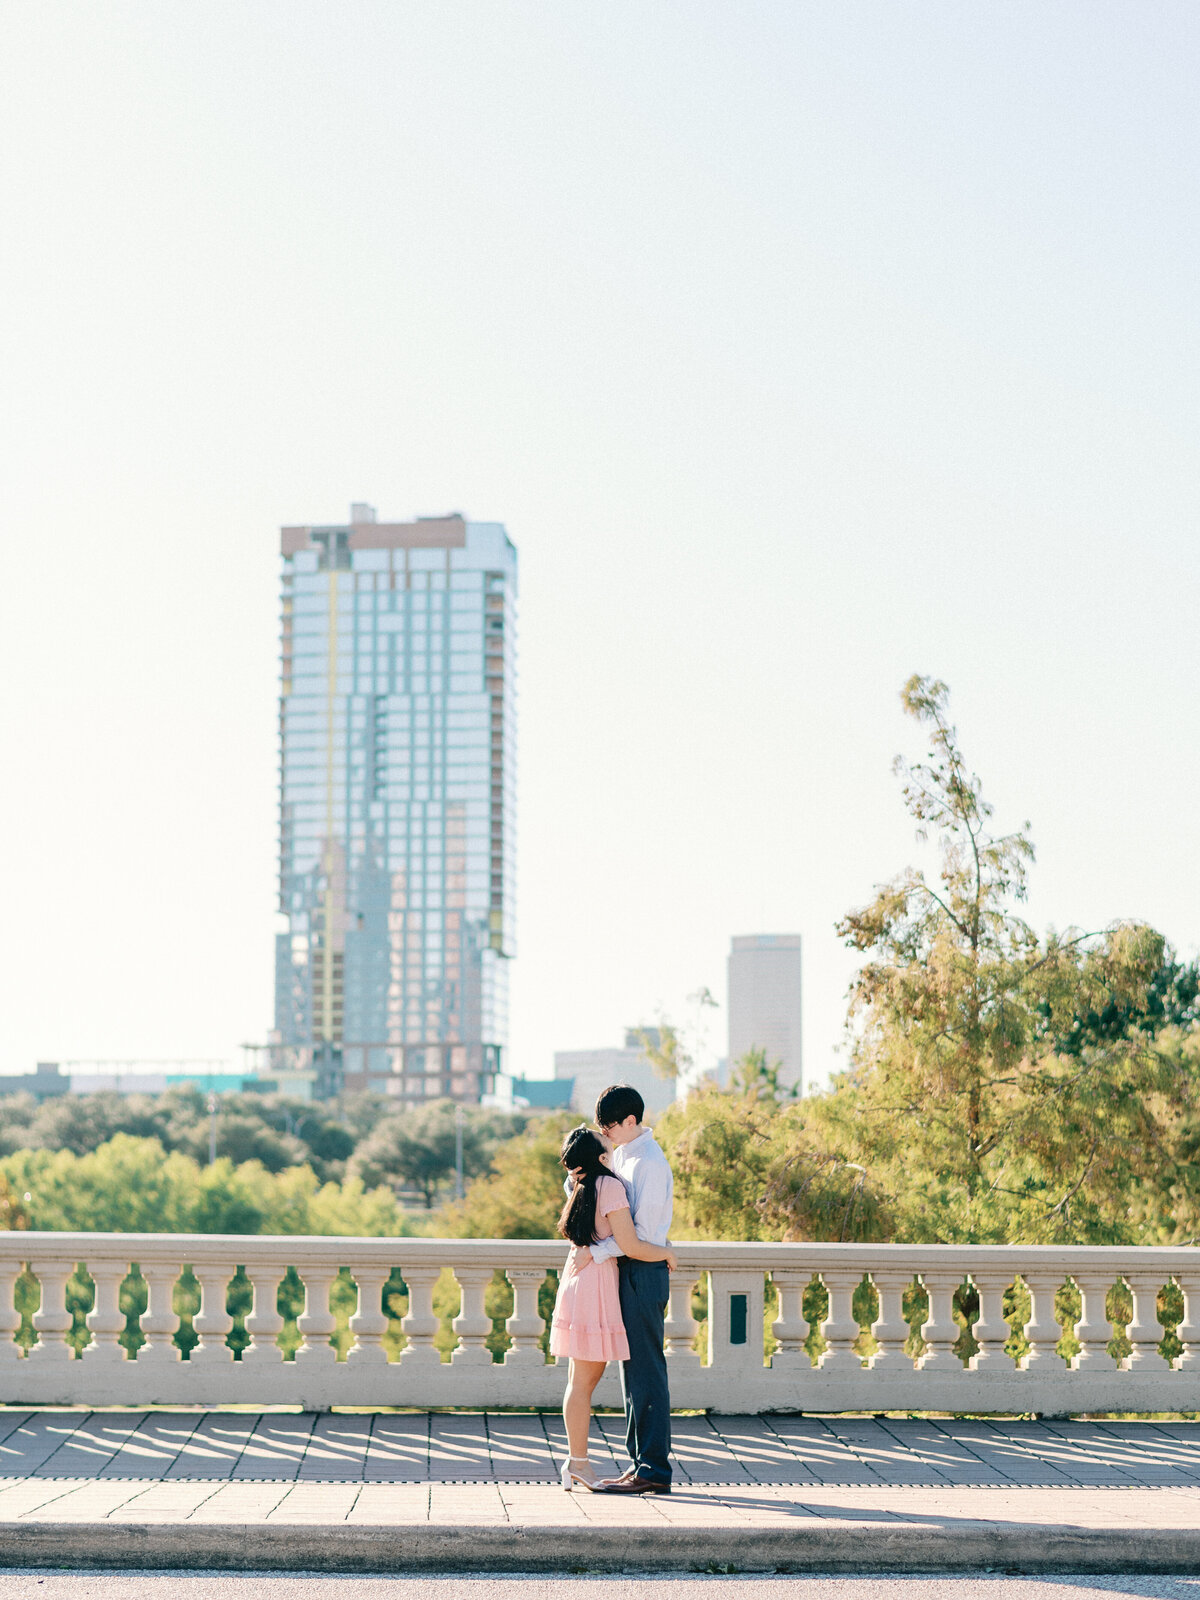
left=549, top=1125, right=676, bottom=1491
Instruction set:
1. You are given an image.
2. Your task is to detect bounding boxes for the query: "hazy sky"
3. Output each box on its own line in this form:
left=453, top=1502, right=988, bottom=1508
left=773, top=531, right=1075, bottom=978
left=1, top=2, right=1197, bottom=1090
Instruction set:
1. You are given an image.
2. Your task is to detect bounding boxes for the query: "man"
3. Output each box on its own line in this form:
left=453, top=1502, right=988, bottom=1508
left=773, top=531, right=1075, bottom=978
left=575, top=1083, right=674, bottom=1495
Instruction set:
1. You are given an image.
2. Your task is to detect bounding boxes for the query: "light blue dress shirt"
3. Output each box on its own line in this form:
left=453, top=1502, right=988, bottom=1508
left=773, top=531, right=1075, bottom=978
left=589, top=1128, right=674, bottom=1264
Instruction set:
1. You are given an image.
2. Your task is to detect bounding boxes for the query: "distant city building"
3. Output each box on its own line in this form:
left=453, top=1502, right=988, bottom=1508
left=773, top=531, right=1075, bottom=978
left=0, top=1062, right=68, bottom=1101
left=505, top=1076, right=575, bottom=1111
left=68, top=1072, right=258, bottom=1096
left=269, top=505, right=517, bottom=1104
left=553, top=1029, right=676, bottom=1120
left=5, top=1062, right=261, bottom=1098
left=727, top=934, right=803, bottom=1093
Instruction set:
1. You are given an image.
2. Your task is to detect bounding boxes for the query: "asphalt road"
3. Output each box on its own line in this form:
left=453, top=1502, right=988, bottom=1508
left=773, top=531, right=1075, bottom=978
left=3, top=1576, right=1200, bottom=1599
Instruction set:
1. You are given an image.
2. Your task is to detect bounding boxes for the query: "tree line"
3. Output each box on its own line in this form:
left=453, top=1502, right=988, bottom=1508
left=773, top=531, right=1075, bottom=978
left=0, top=1090, right=533, bottom=1229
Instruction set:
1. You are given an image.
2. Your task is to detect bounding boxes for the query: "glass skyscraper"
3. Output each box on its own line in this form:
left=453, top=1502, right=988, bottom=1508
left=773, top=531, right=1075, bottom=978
left=270, top=505, right=517, bottom=1102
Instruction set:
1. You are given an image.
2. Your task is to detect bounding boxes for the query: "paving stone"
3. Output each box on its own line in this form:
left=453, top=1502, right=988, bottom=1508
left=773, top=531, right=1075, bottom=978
left=298, top=1413, right=372, bottom=1480
left=21, top=1480, right=147, bottom=1521
left=100, top=1411, right=206, bottom=1477
left=427, top=1411, right=493, bottom=1480
left=185, top=1481, right=293, bottom=1522
left=361, top=1411, right=429, bottom=1481
left=345, top=1482, right=430, bottom=1523
left=162, top=1412, right=257, bottom=1478
left=0, top=1412, right=90, bottom=1475
left=268, top=1482, right=362, bottom=1520
left=708, top=1416, right=819, bottom=1483
left=232, top=1411, right=316, bottom=1479
left=34, top=1412, right=148, bottom=1477
left=483, top=1413, right=557, bottom=1479
left=0, top=1479, right=86, bottom=1519
left=0, top=1412, right=33, bottom=1451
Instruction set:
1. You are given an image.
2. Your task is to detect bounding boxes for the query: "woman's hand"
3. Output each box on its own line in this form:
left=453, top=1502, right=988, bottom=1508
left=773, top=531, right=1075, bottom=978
left=664, top=1248, right=678, bottom=1273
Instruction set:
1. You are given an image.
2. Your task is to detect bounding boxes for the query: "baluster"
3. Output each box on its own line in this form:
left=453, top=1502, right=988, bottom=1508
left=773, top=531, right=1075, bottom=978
left=136, top=1263, right=182, bottom=1363
left=1173, top=1276, right=1195, bottom=1370
left=1125, top=1270, right=1166, bottom=1371
left=1054, top=1274, right=1084, bottom=1372
left=84, top=1261, right=128, bottom=1363
left=769, top=1269, right=809, bottom=1371
left=665, top=1272, right=702, bottom=1372
left=819, top=1270, right=865, bottom=1371
left=0, top=1261, right=25, bottom=1363
left=869, top=1270, right=915, bottom=1369
left=294, top=1266, right=339, bottom=1366
left=347, top=1269, right=390, bottom=1367
left=241, top=1267, right=284, bottom=1364
left=968, top=1273, right=1010, bottom=1370
left=192, top=1262, right=236, bottom=1362
left=1073, top=1272, right=1118, bottom=1371
left=917, top=1269, right=960, bottom=1371
left=451, top=1266, right=496, bottom=1366
left=399, top=1265, right=443, bottom=1367
left=29, top=1263, right=74, bottom=1361
left=504, top=1267, right=548, bottom=1367
left=1020, top=1272, right=1064, bottom=1371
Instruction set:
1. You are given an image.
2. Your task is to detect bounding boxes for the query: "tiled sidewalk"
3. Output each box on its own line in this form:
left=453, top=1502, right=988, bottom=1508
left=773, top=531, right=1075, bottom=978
left=3, top=1411, right=1200, bottom=1567
left=3, top=1410, right=1200, bottom=1489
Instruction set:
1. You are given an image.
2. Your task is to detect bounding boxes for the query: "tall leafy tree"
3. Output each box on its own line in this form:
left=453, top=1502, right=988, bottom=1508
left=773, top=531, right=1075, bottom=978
left=834, top=675, right=1188, bottom=1243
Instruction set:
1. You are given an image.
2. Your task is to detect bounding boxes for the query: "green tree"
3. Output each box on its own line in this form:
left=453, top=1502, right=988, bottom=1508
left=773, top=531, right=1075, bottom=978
left=0, top=1095, right=37, bottom=1158
left=728, top=1046, right=797, bottom=1104
left=655, top=1073, right=890, bottom=1244
left=176, top=1112, right=307, bottom=1174
left=350, top=1101, right=526, bottom=1209
left=832, top=674, right=1190, bottom=1243
left=653, top=1082, right=776, bottom=1240
left=26, top=1092, right=127, bottom=1156
left=434, top=1113, right=576, bottom=1238
left=0, top=1133, right=409, bottom=1238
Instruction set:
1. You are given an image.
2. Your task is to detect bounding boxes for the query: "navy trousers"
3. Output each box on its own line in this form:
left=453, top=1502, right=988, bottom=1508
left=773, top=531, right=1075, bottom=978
left=617, top=1258, right=672, bottom=1484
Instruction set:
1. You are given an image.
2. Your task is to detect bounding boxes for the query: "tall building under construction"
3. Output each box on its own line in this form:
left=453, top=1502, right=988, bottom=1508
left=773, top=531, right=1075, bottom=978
left=270, top=505, right=517, bottom=1101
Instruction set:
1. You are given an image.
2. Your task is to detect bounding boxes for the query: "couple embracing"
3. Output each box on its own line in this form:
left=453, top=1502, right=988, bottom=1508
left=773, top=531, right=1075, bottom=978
left=548, top=1084, right=677, bottom=1494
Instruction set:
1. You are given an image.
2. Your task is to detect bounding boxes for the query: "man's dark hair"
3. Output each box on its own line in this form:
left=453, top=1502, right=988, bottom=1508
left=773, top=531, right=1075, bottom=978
left=595, top=1083, right=644, bottom=1128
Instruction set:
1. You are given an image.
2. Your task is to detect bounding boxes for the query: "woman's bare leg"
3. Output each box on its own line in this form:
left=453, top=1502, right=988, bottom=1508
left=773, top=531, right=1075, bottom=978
left=563, top=1359, right=607, bottom=1459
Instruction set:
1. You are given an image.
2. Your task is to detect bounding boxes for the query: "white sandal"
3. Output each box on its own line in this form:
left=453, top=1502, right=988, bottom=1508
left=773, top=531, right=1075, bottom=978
left=560, top=1456, right=600, bottom=1491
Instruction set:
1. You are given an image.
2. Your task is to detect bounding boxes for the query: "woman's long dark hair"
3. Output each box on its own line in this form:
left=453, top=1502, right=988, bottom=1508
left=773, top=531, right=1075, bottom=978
left=557, top=1126, right=611, bottom=1248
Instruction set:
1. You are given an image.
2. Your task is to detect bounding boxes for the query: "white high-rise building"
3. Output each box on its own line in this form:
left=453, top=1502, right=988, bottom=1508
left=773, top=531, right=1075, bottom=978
left=271, top=506, right=517, bottom=1102
left=727, top=934, right=803, bottom=1093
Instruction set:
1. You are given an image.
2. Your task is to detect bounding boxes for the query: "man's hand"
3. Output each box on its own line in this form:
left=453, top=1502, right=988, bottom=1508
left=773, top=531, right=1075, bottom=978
left=569, top=1167, right=585, bottom=1181
left=574, top=1246, right=594, bottom=1270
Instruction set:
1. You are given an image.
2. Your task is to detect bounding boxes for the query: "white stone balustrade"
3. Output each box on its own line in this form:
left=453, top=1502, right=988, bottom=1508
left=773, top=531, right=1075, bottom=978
left=1, top=1235, right=1198, bottom=1415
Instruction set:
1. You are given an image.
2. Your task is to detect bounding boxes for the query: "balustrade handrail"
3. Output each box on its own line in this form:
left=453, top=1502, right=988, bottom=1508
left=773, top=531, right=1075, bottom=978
left=2, top=1233, right=1198, bottom=1267
left=1, top=1233, right=1197, bottom=1417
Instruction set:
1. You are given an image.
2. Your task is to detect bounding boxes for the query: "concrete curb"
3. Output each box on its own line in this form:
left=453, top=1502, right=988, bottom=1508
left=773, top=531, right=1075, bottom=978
left=0, top=1522, right=1198, bottom=1574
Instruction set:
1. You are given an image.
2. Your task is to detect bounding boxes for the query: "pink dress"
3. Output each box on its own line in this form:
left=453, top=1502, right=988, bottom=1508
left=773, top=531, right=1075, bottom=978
left=549, top=1175, right=631, bottom=1363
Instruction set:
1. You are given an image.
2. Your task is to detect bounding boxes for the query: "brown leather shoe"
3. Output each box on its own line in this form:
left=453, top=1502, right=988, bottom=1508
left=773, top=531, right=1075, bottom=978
left=595, top=1475, right=671, bottom=1495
